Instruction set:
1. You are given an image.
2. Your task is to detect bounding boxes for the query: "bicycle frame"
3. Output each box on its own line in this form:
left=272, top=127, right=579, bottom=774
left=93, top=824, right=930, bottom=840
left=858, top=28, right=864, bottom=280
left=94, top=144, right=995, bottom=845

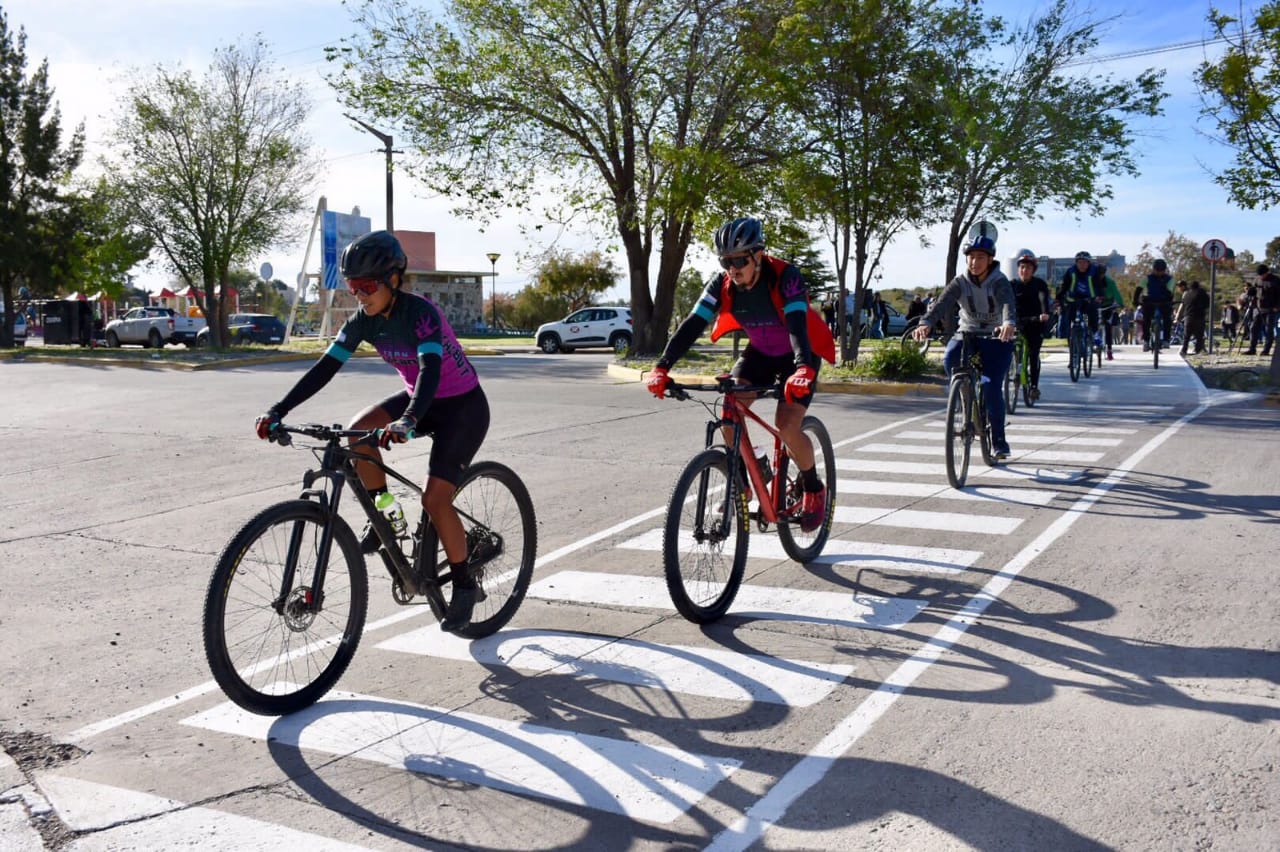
left=274, top=427, right=440, bottom=607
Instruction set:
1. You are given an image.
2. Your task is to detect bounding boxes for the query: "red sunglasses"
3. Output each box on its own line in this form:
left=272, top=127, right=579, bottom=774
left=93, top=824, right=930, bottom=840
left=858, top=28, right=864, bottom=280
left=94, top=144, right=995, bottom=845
left=346, top=277, right=383, bottom=296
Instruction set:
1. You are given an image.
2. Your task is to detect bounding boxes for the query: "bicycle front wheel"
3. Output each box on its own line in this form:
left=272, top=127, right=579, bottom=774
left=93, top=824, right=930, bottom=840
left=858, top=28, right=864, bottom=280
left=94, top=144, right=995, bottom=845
left=1153, top=334, right=1160, bottom=369
left=1004, top=350, right=1019, bottom=416
left=1084, top=335, right=1094, bottom=377
left=977, top=385, right=996, bottom=467
left=1069, top=331, right=1082, bottom=382
left=419, top=461, right=538, bottom=639
left=203, top=500, right=368, bottom=716
left=901, top=323, right=932, bottom=356
left=945, top=377, right=972, bottom=489
left=663, top=448, right=748, bottom=623
left=777, top=415, right=836, bottom=563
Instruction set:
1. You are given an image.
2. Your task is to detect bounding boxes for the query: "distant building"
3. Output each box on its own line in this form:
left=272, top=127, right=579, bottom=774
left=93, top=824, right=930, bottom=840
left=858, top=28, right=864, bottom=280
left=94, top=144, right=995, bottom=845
left=331, top=229, right=490, bottom=329
left=1005, top=249, right=1125, bottom=284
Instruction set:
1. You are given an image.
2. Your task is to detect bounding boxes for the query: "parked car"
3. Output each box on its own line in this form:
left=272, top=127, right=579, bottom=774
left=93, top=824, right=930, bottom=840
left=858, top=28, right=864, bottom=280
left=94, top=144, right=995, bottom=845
left=0, top=309, right=26, bottom=347
left=104, top=306, right=204, bottom=348
left=536, top=306, right=633, bottom=354
left=858, top=302, right=909, bottom=339
left=195, top=313, right=286, bottom=347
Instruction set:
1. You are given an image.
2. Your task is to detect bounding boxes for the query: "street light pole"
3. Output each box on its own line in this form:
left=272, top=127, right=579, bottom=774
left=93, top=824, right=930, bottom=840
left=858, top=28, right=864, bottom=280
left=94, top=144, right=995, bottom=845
left=344, top=114, right=396, bottom=231
left=486, top=252, right=500, bottom=329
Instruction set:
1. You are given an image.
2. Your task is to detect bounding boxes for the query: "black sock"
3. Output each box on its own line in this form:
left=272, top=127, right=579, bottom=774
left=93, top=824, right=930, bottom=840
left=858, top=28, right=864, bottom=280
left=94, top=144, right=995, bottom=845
left=802, top=466, right=822, bottom=492
left=451, top=560, right=476, bottom=589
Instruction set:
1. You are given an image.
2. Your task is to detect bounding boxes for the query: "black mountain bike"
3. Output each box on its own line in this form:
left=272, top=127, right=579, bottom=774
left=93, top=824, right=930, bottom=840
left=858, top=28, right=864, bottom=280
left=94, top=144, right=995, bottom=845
left=203, top=423, right=537, bottom=715
left=1067, top=306, right=1092, bottom=382
left=945, top=332, right=999, bottom=489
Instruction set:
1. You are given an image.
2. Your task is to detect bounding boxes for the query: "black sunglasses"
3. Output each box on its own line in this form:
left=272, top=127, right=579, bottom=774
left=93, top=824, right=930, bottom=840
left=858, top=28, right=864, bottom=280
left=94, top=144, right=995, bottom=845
left=719, top=253, right=754, bottom=270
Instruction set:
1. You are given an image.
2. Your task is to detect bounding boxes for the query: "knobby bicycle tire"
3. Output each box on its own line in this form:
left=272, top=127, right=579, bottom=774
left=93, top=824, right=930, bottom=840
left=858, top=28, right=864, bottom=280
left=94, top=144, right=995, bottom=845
left=663, top=448, right=748, bottom=623
left=1083, top=331, right=1094, bottom=378
left=945, top=376, right=972, bottom=489
left=416, top=461, right=537, bottom=638
left=1069, top=327, right=1082, bottom=382
left=977, top=381, right=996, bottom=468
left=1004, top=340, right=1020, bottom=416
left=203, top=500, right=369, bottom=716
left=776, top=415, right=836, bottom=563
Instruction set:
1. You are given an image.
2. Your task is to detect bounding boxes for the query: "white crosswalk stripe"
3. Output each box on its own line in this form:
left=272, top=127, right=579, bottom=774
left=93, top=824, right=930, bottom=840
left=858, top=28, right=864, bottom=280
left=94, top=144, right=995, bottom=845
left=182, top=690, right=741, bottom=823
left=834, top=504, right=1023, bottom=534
left=895, top=430, right=1123, bottom=446
left=837, top=478, right=1059, bottom=506
left=617, top=527, right=983, bottom=574
left=376, top=628, right=854, bottom=706
left=527, top=569, right=928, bottom=630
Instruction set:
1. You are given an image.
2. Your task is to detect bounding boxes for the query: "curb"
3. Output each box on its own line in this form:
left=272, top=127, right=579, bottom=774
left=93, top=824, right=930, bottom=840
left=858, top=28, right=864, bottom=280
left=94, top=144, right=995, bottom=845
left=606, top=362, right=947, bottom=397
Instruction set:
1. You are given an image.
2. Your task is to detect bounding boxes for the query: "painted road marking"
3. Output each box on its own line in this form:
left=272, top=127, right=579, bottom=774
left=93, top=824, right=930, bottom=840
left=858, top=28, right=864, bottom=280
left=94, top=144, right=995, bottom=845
left=376, top=628, right=853, bottom=706
left=616, top=528, right=982, bottom=574
left=836, top=458, right=1023, bottom=479
left=181, top=690, right=740, bottom=823
left=837, top=478, right=1059, bottom=507
left=39, top=775, right=372, bottom=849
left=896, top=430, right=1123, bottom=447
left=833, top=505, right=1023, bottom=535
left=526, top=569, right=927, bottom=630
left=927, top=420, right=1137, bottom=434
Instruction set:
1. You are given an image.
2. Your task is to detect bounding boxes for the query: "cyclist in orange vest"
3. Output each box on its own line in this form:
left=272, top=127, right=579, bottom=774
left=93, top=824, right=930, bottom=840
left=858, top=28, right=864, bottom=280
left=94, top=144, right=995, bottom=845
left=646, top=217, right=836, bottom=531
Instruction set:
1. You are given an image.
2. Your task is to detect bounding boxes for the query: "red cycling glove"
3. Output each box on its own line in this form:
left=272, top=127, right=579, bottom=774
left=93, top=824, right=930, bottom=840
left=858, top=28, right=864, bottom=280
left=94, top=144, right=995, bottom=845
left=784, top=365, right=816, bottom=404
left=254, top=410, right=281, bottom=440
left=646, top=366, right=671, bottom=399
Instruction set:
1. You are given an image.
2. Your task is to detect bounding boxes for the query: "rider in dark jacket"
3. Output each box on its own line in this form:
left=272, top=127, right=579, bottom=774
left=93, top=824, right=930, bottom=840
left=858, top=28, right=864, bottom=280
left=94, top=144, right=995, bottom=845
left=1140, top=259, right=1175, bottom=350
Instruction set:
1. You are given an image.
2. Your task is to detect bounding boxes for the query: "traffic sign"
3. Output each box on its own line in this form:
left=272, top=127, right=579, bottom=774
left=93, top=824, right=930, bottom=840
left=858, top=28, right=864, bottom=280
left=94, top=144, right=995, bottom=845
left=1202, top=238, right=1227, bottom=262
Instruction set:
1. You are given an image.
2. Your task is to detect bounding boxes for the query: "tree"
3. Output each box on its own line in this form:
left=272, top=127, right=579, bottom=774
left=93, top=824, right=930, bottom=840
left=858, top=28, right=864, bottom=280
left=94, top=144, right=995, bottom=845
left=932, top=0, right=1165, bottom=281
left=764, top=0, right=974, bottom=362
left=328, top=0, right=786, bottom=355
left=506, top=249, right=619, bottom=329
left=107, top=38, right=316, bottom=348
left=0, top=10, right=85, bottom=347
left=43, top=178, right=153, bottom=301
left=1197, top=3, right=1280, bottom=209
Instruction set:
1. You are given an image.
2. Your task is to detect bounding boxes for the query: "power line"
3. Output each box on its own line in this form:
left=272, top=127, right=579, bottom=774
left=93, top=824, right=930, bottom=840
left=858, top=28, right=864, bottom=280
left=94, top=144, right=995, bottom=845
left=1062, top=30, right=1261, bottom=68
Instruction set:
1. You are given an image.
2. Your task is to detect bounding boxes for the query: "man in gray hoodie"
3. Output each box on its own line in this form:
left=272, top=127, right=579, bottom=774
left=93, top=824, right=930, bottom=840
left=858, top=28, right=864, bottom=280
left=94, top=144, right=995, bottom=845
left=913, top=233, right=1017, bottom=458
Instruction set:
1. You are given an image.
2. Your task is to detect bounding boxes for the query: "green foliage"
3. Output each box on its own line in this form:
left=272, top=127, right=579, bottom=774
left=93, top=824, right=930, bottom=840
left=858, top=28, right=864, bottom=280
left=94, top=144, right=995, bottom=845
left=505, top=249, right=619, bottom=329
left=849, top=342, right=932, bottom=380
left=107, top=38, right=316, bottom=348
left=934, top=0, right=1166, bottom=281
left=1197, top=3, right=1280, bottom=209
left=0, top=9, right=86, bottom=346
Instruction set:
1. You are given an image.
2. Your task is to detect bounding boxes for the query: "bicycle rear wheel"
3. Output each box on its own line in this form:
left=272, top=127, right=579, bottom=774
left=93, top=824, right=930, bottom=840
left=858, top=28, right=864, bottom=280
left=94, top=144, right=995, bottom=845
left=417, top=461, right=537, bottom=639
left=203, top=500, right=368, bottom=716
left=663, top=448, right=748, bottom=623
left=944, top=377, right=972, bottom=489
left=777, top=415, right=836, bottom=562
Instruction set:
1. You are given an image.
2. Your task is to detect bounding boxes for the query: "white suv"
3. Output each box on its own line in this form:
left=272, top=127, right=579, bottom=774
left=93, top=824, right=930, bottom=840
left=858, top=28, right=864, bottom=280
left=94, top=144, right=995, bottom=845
left=536, top=306, right=632, bottom=354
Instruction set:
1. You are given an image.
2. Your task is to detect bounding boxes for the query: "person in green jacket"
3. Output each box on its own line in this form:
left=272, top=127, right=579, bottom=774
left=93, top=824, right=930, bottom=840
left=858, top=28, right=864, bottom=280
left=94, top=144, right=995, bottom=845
left=1100, top=270, right=1125, bottom=360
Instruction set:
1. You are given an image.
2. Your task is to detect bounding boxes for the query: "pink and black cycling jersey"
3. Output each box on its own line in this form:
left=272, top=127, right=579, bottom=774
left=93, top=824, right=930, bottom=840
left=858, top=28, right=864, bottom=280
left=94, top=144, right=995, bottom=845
left=326, top=292, right=479, bottom=398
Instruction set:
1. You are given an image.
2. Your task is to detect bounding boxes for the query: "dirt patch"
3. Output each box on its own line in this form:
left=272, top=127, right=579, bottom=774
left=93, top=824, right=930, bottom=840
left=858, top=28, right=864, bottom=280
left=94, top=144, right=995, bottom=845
left=1, top=730, right=86, bottom=850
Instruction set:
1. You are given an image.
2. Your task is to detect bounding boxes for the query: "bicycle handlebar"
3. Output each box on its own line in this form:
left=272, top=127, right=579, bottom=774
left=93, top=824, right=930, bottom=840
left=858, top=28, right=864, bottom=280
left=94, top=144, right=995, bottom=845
left=269, top=423, right=383, bottom=449
left=666, top=378, right=783, bottom=402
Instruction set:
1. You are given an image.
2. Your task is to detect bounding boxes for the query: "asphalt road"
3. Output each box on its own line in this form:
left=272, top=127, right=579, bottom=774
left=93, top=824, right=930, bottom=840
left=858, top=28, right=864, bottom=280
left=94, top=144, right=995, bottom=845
left=1, top=346, right=1276, bottom=851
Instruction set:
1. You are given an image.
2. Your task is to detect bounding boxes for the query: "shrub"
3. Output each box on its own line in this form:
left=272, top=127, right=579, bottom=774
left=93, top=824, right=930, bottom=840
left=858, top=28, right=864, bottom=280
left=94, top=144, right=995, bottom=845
left=849, top=343, right=932, bottom=380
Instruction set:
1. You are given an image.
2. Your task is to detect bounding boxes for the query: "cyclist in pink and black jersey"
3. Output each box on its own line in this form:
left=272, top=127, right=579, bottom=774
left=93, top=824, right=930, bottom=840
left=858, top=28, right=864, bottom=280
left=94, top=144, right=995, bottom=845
left=645, top=217, right=836, bottom=532
left=254, top=230, right=488, bottom=632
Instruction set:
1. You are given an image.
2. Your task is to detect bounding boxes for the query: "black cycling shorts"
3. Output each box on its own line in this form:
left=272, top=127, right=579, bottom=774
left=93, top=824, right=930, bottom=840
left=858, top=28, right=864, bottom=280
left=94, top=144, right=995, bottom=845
left=377, top=385, right=490, bottom=485
left=731, top=348, right=819, bottom=408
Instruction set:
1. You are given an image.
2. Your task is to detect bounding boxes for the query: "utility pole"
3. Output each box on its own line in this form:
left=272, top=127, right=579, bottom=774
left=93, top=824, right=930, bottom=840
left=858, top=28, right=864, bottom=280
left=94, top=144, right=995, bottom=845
left=345, top=115, right=396, bottom=231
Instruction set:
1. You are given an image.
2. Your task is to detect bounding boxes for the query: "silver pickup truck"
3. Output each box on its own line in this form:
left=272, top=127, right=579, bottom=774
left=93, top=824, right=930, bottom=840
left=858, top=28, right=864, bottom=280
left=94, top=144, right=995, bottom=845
left=104, top=306, right=205, bottom=348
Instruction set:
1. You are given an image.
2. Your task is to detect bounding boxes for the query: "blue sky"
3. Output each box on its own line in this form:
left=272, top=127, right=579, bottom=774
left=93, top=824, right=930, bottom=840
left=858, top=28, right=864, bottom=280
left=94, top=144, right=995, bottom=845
left=6, top=0, right=1276, bottom=298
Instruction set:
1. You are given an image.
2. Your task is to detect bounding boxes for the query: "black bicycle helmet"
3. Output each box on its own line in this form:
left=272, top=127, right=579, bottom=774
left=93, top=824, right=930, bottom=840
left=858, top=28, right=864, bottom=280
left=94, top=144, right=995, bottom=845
left=1015, top=248, right=1038, bottom=269
left=714, top=217, right=765, bottom=256
left=1075, top=250, right=1092, bottom=261
left=340, top=230, right=408, bottom=280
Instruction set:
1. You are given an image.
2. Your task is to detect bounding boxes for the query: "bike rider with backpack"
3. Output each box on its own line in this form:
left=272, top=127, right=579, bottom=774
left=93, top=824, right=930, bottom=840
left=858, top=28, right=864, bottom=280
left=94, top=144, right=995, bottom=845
left=1141, top=258, right=1175, bottom=351
left=913, top=232, right=1017, bottom=458
left=645, top=217, right=836, bottom=532
left=1058, top=251, right=1106, bottom=350
left=253, top=230, right=490, bottom=632
left=1012, top=249, right=1051, bottom=398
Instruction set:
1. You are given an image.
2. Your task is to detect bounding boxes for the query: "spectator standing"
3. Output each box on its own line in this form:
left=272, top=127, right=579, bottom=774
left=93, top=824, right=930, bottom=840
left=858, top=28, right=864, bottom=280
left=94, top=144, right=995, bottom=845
left=875, top=292, right=890, bottom=338
left=1221, top=300, right=1240, bottom=344
left=822, top=300, right=837, bottom=337
left=906, top=293, right=926, bottom=325
left=1246, top=264, right=1280, bottom=356
left=1179, top=280, right=1209, bottom=355
left=843, top=288, right=857, bottom=347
